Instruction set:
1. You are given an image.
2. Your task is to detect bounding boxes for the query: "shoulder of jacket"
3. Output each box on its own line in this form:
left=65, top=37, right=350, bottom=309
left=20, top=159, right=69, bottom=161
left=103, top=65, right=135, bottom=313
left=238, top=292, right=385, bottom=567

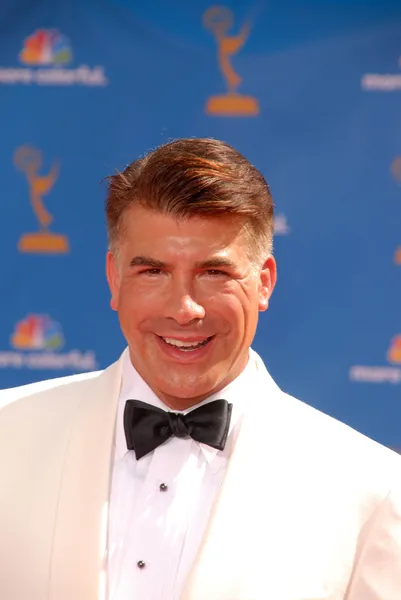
left=278, top=389, right=401, bottom=483
left=0, top=370, right=103, bottom=410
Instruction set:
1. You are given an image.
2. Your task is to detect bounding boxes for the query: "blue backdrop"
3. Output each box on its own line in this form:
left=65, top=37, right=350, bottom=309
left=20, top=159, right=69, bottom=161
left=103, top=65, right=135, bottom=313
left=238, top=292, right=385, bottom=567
left=1, top=0, right=401, bottom=450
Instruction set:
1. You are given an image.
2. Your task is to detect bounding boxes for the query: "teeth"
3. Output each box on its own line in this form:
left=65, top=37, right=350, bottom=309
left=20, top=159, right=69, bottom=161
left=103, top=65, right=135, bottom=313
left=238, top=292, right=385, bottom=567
left=161, top=337, right=210, bottom=352
left=162, top=338, right=203, bottom=348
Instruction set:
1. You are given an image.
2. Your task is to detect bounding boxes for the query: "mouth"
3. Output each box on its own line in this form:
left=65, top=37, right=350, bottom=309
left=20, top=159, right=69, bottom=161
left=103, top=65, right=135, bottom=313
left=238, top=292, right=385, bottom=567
left=157, top=335, right=214, bottom=352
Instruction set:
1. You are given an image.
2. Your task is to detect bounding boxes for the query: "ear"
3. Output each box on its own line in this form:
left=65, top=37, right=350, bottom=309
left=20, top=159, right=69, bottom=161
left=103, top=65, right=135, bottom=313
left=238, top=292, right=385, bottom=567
left=258, top=255, right=277, bottom=312
left=106, top=251, right=120, bottom=311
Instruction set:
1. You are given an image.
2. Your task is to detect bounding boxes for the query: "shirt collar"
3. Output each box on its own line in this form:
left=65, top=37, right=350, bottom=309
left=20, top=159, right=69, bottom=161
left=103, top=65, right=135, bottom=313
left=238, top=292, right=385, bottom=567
left=114, top=349, right=258, bottom=466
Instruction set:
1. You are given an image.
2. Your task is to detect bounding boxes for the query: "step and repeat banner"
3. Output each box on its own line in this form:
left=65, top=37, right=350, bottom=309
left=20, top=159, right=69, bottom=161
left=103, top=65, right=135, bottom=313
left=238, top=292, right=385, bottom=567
left=0, top=0, right=401, bottom=449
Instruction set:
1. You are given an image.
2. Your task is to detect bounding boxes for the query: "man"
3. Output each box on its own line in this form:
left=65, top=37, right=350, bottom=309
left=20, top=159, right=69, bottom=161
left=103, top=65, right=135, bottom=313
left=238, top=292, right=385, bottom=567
left=0, top=138, right=400, bottom=600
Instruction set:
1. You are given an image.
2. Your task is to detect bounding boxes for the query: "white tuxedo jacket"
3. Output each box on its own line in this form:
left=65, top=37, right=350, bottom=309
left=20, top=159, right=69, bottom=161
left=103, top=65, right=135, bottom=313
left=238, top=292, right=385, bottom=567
left=0, top=350, right=400, bottom=600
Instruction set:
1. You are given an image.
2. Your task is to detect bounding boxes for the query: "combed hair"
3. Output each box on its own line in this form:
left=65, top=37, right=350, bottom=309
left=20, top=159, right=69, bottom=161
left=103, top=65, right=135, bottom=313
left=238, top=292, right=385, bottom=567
left=105, top=138, right=274, bottom=260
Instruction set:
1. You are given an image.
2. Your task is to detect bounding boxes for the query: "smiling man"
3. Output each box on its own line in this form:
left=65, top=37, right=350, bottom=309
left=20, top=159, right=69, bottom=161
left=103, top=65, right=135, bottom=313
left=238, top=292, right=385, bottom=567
left=106, top=202, right=275, bottom=410
left=0, top=138, right=401, bottom=600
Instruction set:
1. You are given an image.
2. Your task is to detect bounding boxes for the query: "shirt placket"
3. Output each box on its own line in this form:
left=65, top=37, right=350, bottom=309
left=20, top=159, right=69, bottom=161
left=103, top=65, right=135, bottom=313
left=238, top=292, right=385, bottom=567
left=115, top=437, right=201, bottom=600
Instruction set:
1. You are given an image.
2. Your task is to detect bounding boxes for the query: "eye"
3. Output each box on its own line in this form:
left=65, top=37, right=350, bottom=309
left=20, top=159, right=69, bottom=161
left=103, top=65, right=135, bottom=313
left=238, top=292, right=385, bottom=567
left=140, top=268, right=162, bottom=276
left=206, top=269, right=227, bottom=277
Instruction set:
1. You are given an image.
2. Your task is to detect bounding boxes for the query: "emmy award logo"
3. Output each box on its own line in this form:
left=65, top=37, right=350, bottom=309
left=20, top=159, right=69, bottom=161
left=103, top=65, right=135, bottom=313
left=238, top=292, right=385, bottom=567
left=14, top=145, right=69, bottom=254
left=203, top=5, right=259, bottom=117
left=390, top=155, right=401, bottom=264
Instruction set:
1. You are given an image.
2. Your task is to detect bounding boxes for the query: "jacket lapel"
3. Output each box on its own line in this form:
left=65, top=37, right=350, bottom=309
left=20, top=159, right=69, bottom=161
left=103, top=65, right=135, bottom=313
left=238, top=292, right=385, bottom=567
left=49, top=353, right=124, bottom=600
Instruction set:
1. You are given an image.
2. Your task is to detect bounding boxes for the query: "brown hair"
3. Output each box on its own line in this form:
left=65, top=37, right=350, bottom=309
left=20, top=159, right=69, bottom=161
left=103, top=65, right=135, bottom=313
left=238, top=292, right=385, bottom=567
left=105, top=138, right=274, bottom=260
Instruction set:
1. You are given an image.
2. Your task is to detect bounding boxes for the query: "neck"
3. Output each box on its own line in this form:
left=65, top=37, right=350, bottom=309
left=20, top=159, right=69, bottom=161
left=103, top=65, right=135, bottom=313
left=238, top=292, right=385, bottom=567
left=129, top=352, right=250, bottom=411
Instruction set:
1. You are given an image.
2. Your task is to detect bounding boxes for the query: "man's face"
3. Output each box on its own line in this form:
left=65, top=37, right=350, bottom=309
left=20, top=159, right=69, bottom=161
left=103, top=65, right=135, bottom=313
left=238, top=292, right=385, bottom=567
left=106, top=205, right=276, bottom=409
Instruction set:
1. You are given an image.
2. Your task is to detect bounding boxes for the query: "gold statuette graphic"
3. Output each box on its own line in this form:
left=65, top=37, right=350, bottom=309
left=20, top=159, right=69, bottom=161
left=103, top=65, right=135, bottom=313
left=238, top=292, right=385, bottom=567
left=14, top=146, right=69, bottom=254
left=203, top=5, right=259, bottom=116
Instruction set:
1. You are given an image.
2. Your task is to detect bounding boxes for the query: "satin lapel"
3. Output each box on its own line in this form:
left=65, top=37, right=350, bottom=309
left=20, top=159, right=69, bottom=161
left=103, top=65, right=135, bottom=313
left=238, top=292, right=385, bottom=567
left=49, top=353, right=124, bottom=600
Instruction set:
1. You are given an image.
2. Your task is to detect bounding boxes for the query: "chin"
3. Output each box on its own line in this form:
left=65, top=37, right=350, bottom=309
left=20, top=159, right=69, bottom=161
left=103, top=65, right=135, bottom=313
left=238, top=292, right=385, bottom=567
left=158, top=374, right=218, bottom=401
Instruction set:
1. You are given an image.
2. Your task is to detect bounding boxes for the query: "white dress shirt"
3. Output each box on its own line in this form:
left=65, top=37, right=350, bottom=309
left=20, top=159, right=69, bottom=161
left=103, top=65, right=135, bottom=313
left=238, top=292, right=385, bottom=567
left=107, top=351, right=256, bottom=600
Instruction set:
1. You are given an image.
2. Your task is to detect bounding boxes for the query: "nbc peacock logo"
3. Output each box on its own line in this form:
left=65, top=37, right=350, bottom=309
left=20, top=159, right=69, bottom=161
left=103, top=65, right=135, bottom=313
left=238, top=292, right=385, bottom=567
left=387, top=335, right=401, bottom=365
left=19, top=29, right=72, bottom=66
left=0, top=313, right=98, bottom=371
left=0, top=28, right=107, bottom=86
left=11, top=314, right=64, bottom=351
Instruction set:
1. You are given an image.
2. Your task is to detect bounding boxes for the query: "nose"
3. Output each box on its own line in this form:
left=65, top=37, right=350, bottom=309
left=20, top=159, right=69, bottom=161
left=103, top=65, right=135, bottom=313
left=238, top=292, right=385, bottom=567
left=165, top=287, right=206, bottom=325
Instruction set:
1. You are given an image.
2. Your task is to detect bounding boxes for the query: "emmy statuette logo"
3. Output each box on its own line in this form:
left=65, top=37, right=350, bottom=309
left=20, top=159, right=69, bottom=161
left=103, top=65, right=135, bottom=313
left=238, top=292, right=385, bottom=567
left=203, top=5, right=259, bottom=117
left=14, top=145, right=69, bottom=254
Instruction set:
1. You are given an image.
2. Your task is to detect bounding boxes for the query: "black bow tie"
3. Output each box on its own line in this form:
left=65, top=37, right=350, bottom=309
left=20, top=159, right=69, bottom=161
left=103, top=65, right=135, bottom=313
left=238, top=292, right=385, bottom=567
left=123, top=399, right=233, bottom=460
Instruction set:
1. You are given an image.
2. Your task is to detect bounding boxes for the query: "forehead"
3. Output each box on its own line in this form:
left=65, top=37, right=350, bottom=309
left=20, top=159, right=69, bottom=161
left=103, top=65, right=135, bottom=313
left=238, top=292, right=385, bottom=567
left=120, top=205, right=248, bottom=255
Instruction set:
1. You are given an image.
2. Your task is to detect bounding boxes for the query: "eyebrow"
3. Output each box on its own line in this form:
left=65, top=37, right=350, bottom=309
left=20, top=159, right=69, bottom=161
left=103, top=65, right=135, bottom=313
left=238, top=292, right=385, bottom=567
left=196, top=257, right=237, bottom=270
left=129, top=256, right=166, bottom=268
left=129, top=256, right=237, bottom=270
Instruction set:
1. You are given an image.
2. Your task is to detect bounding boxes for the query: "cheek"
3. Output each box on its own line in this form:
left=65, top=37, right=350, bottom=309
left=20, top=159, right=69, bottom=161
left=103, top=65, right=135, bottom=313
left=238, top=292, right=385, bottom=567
left=118, top=280, right=159, bottom=322
left=221, top=282, right=258, bottom=331
left=208, top=288, right=248, bottom=329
